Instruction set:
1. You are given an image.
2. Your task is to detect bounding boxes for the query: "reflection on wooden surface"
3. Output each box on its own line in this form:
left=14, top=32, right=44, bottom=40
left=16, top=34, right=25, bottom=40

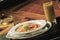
left=2, top=0, right=60, bottom=24
left=12, top=11, right=45, bottom=24
left=9, top=0, right=60, bottom=17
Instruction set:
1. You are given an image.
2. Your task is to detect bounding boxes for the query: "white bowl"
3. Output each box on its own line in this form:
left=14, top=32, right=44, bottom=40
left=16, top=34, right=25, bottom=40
left=6, top=20, right=51, bottom=39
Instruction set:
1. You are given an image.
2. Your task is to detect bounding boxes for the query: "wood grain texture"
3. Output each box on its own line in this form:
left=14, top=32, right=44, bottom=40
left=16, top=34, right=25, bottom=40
left=9, top=0, right=60, bottom=17
left=7, top=0, right=60, bottom=24
left=13, top=11, right=45, bottom=24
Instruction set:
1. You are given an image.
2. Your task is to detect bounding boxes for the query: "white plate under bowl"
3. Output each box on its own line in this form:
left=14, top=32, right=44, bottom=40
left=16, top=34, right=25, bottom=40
left=6, top=20, right=51, bottom=39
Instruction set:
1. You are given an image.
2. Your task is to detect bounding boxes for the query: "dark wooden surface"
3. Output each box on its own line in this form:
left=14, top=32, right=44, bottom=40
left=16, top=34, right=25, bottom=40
left=9, top=0, right=60, bottom=17
left=6, top=0, right=60, bottom=24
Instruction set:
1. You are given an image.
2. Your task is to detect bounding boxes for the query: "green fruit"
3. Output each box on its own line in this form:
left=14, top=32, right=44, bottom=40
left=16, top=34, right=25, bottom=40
left=23, top=23, right=31, bottom=30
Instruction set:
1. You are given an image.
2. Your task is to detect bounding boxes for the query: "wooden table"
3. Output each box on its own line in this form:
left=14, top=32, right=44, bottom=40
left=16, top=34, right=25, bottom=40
left=9, top=0, right=60, bottom=17
left=7, top=0, right=60, bottom=21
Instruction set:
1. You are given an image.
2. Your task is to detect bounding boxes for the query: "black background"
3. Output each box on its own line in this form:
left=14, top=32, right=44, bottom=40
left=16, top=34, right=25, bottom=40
left=0, top=0, right=27, bottom=11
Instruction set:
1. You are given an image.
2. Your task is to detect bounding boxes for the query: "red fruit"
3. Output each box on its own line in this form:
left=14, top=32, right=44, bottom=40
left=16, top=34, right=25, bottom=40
left=29, top=24, right=35, bottom=28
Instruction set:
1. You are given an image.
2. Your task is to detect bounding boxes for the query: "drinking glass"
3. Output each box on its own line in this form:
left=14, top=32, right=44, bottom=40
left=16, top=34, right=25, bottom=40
left=43, top=0, right=57, bottom=31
